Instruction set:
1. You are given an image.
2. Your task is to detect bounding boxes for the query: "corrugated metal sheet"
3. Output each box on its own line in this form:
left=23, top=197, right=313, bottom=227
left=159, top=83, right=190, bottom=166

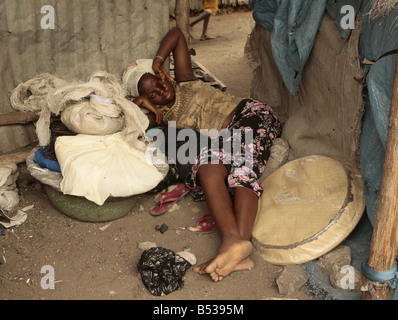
left=0, top=0, right=169, bottom=154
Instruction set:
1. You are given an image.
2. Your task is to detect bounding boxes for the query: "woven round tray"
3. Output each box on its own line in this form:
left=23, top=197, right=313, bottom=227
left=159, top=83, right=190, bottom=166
left=252, top=155, right=365, bottom=265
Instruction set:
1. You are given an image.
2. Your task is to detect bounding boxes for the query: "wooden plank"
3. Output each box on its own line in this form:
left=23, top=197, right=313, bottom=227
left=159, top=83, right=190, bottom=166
left=169, top=60, right=228, bottom=92
left=0, top=111, right=39, bottom=126
left=192, top=60, right=227, bottom=91
left=0, top=148, right=32, bottom=165
left=362, top=54, right=398, bottom=300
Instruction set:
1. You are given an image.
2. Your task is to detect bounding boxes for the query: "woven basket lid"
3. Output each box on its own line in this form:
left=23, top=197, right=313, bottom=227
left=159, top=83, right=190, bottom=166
left=252, top=155, right=365, bottom=265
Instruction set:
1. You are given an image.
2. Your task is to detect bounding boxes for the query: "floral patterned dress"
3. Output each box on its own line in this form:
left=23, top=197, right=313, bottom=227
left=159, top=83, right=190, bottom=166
left=185, top=98, right=282, bottom=201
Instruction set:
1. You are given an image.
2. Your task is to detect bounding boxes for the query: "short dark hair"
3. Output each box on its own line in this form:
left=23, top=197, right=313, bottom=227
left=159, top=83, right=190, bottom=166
left=137, top=73, right=154, bottom=95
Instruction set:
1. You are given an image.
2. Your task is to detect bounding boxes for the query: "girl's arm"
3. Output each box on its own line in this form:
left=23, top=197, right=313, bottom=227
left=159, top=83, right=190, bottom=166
left=152, top=27, right=196, bottom=83
left=132, top=96, right=163, bottom=127
left=146, top=112, right=160, bottom=129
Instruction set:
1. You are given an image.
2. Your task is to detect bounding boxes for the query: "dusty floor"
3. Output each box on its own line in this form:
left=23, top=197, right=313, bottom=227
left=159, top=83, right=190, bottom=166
left=0, top=10, right=314, bottom=301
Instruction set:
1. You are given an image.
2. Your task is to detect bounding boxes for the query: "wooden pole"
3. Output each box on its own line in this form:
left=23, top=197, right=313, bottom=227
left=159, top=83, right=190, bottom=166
left=0, top=112, right=39, bottom=126
left=0, top=112, right=38, bottom=165
left=0, top=148, right=32, bottom=165
left=175, top=0, right=191, bottom=46
left=362, top=54, right=398, bottom=300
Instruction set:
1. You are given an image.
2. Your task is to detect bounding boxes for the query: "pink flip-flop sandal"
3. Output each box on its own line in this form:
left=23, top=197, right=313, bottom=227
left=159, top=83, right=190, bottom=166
left=186, top=214, right=216, bottom=234
left=150, top=184, right=190, bottom=216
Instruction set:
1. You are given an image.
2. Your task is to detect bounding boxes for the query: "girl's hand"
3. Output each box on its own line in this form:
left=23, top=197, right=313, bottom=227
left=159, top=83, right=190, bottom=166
left=152, top=60, right=175, bottom=87
left=132, top=96, right=163, bottom=125
left=153, top=28, right=195, bottom=82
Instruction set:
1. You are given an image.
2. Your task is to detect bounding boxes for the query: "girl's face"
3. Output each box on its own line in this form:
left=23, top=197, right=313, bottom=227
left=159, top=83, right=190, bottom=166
left=138, top=73, right=175, bottom=106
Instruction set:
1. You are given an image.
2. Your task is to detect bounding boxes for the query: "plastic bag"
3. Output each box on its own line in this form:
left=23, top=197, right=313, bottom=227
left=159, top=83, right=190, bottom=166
left=137, top=247, right=192, bottom=296
left=34, top=147, right=61, bottom=173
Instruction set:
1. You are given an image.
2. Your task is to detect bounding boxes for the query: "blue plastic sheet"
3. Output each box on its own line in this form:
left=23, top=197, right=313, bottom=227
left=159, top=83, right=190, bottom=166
left=34, top=147, right=61, bottom=173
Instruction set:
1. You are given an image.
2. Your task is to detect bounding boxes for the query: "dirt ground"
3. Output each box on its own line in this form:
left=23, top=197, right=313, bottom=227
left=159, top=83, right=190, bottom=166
left=0, top=9, right=314, bottom=301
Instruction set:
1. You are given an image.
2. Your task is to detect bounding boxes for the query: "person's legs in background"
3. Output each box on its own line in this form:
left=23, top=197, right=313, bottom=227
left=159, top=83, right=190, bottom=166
left=190, top=0, right=218, bottom=40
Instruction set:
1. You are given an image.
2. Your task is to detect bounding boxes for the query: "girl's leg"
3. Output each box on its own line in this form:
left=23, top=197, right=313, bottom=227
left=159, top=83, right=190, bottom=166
left=205, top=186, right=259, bottom=280
left=233, top=186, right=258, bottom=241
left=192, top=163, right=253, bottom=281
left=224, top=186, right=259, bottom=277
left=192, top=100, right=281, bottom=281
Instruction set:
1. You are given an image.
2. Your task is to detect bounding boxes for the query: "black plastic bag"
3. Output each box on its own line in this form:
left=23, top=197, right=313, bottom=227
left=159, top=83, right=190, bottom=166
left=137, top=247, right=192, bottom=296
left=146, top=164, right=180, bottom=194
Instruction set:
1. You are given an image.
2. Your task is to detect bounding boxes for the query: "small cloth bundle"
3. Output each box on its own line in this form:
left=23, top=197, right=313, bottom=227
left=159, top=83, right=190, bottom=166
left=60, top=94, right=124, bottom=136
left=55, top=132, right=168, bottom=205
left=11, top=71, right=149, bottom=150
left=0, top=164, right=20, bottom=210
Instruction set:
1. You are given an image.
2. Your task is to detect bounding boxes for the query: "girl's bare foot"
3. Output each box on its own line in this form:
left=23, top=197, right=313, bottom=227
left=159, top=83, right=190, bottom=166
left=194, top=257, right=254, bottom=275
left=193, top=240, right=253, bottom=281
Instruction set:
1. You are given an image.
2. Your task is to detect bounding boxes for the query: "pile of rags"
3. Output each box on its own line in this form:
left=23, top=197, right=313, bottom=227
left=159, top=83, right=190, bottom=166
left=0, top=164, right=19, bottom=211
left=10, top=72, right=167, bottom=205
left=10, top=71, right=149, bottom=151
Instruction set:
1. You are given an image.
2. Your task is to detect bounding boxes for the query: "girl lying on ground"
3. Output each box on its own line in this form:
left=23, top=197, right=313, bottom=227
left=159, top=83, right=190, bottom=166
left=123, top=27, right=281, bottom=282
